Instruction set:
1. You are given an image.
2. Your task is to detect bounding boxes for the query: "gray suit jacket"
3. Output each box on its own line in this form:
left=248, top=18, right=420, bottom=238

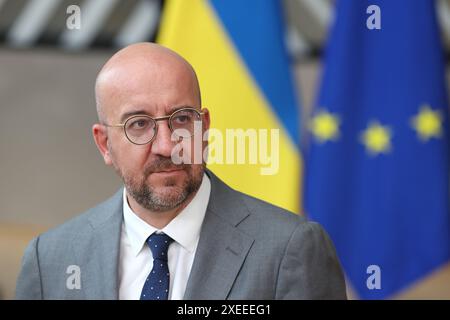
left=15, top=170, right=347, bottom=299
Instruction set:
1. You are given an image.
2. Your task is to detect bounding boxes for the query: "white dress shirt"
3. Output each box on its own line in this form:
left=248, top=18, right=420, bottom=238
left=118, top=174, right=211, bottom=300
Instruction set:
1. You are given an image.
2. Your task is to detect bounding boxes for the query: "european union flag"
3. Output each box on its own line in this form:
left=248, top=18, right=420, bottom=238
left=305, top=0, right=450, bottom=299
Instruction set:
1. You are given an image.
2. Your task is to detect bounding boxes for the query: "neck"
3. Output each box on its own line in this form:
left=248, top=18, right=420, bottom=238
left=126, top=192, right=196, bottom=229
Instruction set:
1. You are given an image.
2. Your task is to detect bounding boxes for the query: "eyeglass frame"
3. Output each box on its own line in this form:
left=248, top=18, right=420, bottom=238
left=102, top=107, right=205, bottom=145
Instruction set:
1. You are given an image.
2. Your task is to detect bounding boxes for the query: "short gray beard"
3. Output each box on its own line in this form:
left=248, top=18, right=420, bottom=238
left=117, top=156, right=204, bottom=212
left=125, top=171, right=202, bottom=212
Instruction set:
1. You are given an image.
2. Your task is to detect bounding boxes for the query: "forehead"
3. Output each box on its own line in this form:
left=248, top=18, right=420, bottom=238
left=99, top=61, right=200, bottom=121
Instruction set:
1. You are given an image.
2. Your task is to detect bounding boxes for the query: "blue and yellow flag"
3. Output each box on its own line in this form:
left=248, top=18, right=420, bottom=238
left=305, top=0, right=450, bottom=299
left=158, top=0, right=301, bottom=213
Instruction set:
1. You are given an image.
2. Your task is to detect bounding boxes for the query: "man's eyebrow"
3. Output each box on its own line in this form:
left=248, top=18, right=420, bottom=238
left=120, top=110, right=149, bottom=122
left=167, top=105, right=196, bottom=113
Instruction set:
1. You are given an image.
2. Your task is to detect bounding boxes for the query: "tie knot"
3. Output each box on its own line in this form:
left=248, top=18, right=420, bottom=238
left=146, top=233, right=173, bottom=261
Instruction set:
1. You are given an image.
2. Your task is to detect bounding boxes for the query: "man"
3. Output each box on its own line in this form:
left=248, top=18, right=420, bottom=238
left=16, top=43, right=346, bottom=300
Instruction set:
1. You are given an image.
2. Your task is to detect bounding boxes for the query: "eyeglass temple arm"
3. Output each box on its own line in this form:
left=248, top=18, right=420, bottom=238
left=103, top=123, right=124, bottom=127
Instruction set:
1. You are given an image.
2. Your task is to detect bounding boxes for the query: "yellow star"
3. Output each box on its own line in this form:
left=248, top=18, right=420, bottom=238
left=360, top=121, right=392, bottom=155
left=309, top=110, right=340, bottom=143
left=411, top=105, right=443, bottom=141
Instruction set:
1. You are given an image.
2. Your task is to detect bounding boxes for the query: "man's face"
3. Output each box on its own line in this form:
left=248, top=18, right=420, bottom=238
left=96, top=56, right=209, bottom=212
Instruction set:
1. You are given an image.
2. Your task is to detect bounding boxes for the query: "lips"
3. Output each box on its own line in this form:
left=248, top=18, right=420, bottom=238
left=152, top=168, right=184, bottom=175
left=143, top=158, right=187, bottom=178
left=156, top=168, right=183, bottom=173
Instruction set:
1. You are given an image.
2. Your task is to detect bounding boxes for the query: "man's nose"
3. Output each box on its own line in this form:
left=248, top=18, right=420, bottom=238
left=151, top=120, right=176, bottom=157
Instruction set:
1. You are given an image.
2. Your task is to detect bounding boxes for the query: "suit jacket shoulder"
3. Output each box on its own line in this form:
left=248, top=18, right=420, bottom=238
left=186, top=170, right=347, bottom=299
left=15, top=189, right=123, bottom=299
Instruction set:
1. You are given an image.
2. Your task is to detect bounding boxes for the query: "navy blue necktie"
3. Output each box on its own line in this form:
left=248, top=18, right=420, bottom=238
left=140, top=233, right=174, bottom=300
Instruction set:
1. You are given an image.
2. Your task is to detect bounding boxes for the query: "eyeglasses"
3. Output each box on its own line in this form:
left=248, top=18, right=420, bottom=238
left=103, top=107, right=204, bottom=145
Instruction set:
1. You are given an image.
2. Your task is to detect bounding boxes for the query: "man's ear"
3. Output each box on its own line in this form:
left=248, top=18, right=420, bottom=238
left=201, top=108, right=210, bottom=131
left=92, top=124, right=113, bottom=166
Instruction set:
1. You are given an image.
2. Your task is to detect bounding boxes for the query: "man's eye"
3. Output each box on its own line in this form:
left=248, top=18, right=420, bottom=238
left=129, top=119, right=149, bottom=129
left=176, top=116, right=188, bottom=123
left=173, top=115, right=191, bottom=124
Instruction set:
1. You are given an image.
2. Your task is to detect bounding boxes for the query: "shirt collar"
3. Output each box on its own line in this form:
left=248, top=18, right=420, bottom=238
left=122, top=173, right=211, bottom=257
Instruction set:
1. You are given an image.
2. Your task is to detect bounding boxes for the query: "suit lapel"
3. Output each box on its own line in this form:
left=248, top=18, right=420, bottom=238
left=68, top=171, right=253, bottom=300
left=183, top=171, right=254, bottom=299
left=71, top=189, right=123, bottom=299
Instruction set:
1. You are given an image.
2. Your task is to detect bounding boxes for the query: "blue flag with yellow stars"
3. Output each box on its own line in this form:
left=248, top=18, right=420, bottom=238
left=304, top=0, right=450, bottom=299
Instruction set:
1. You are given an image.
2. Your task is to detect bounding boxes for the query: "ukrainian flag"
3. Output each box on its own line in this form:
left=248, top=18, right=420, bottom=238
left=158, top=0, right=301, bottom=213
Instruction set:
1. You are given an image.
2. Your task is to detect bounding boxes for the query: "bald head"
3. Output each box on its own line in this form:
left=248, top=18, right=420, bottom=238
left=95, top=42, right=201, bottom=123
